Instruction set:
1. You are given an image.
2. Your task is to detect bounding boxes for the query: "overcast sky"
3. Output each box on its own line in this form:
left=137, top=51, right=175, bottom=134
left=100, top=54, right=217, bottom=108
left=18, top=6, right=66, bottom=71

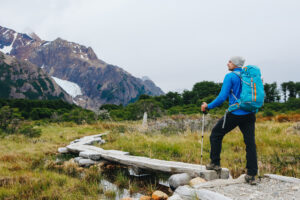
left=0, top=0, right=299, bottom=93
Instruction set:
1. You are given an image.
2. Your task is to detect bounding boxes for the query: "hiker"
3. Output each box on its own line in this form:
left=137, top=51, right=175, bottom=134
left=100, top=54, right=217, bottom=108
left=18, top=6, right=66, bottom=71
left=201, top=56, right=258, bottom=184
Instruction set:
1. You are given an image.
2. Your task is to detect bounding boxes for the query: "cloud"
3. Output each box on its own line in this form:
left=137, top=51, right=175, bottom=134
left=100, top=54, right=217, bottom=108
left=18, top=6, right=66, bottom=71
left=0, top=0, right=299, bottom=92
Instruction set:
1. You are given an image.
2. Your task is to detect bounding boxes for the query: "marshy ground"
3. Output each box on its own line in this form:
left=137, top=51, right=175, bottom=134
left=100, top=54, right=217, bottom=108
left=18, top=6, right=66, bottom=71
left=0, top=114, right=299, bottom=199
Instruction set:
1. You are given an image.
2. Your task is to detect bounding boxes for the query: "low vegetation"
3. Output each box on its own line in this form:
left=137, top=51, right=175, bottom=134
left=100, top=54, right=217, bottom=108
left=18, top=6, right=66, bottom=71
left=0, top=114, right=299, bottom=199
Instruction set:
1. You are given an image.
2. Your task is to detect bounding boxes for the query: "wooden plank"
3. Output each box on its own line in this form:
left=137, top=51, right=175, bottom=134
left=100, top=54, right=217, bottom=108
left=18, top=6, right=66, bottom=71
left=66, top=143, right=229, bottom=180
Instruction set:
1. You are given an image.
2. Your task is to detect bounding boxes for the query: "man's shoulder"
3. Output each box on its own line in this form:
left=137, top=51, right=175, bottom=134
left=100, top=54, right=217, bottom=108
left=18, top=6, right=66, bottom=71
left=224, top=72, right=236, bottom=80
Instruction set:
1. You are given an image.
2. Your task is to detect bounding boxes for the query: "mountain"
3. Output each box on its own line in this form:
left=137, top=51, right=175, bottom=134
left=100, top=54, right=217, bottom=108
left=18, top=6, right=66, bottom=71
left=0, top=51, right=73, bottom=102
left=0, top=25, right=164, bottom=110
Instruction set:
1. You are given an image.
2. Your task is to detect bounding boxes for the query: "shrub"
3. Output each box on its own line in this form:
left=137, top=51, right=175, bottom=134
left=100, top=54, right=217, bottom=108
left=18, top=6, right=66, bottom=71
left=263, top=109, right=274, bottom=117
left=18, top=124, right=42, bottom=137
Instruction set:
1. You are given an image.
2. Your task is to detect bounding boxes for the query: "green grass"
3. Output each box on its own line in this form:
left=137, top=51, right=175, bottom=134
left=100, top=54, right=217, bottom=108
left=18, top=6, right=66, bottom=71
left=100, top=120, right=300, bottom=178
left=0, top=119, right=299, bottom=199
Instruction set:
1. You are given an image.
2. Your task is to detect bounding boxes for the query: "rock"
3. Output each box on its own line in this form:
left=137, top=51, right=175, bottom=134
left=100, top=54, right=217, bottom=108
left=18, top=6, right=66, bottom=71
left=139, top=195, right=151, bottom=200
left=189, top=177, right=206, bottom=187
left=195, top=189, right=232, bottom=200
left=58, top=147, right=69, bottom=153
left=264, top=174, right=300, bottom=184
left=74, top=157, right=83, bottom=164
left=78, top=158, right=98, bottom=167
left=151, top=190, right=168, bottom=200
left=168, top=173, right=193, bottom=191
left=167, top=194, right=183, bottom=200
left=174, top=185, right=197, bottom=200
left=286, top=122, right=300, bottom=135
left=121, top=198, right=133, bottom=200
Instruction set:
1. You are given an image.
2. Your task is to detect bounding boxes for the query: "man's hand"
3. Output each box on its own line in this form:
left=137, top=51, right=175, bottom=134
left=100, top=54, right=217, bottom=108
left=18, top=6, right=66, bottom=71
left=201, top=102, right=208, bottom=113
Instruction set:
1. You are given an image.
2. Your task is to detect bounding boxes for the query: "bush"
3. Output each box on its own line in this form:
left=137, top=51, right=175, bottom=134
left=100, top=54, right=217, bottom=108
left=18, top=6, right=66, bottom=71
left=19, top=124, right=42, bottom=137
left=263, top=109, right=274, bottom=117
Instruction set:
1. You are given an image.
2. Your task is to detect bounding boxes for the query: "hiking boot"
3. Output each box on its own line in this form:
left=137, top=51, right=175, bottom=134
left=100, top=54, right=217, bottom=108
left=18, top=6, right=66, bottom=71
left=205, top=163, right=222, bottom=171
left=245, top=174, right=256, bottom=185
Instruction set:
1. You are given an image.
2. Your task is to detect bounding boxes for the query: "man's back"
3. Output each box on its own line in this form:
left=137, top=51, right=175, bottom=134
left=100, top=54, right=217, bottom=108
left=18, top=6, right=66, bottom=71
left=207, top=67, right=251, bottom=115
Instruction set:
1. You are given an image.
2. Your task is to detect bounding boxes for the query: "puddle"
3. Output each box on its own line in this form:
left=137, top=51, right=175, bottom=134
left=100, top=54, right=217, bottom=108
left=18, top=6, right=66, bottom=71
left=55, top=154, right=173, bottom=199
left=99, top=164, right=172, bottom=199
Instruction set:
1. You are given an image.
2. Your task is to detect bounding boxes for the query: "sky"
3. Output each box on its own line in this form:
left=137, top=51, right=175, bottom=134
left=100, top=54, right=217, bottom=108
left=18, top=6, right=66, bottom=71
left=0, top=0, right=299, bottom=93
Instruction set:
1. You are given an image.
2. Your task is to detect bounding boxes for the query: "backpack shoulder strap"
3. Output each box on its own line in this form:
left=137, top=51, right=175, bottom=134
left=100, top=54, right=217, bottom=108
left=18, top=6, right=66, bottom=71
left=232, top=71, right=241, bottom=78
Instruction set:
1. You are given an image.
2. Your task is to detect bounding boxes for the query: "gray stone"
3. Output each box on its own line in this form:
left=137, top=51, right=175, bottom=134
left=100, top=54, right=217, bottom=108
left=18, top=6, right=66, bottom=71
left=174, top=185, right=198, bottom=200
left=264, top=174, right=300, bottom=184
left=192, top=174, right=246, bottom=189
left=78, top=158, right=98, bottom=167
left=74, top=157, right=83, bottom=164
left=168, top=173, right=194, bottom=191
left=58, top=147, right=69, bottom=153
left=195, top=189, right=232, bottom=200
left=168, top=194, right=183, bottom=200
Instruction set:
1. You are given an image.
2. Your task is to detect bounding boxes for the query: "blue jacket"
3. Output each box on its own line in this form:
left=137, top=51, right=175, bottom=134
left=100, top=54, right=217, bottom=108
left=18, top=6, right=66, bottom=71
left=207, top=68, right=251, bottom=115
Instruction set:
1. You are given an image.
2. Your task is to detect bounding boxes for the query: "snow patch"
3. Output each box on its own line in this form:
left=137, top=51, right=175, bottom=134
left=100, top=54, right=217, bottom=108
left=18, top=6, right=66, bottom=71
left=1, top=32, right=17, bottom=54
left=52, top=76, right=82, bottom=98
left=43, top=41, right=50, bottom=46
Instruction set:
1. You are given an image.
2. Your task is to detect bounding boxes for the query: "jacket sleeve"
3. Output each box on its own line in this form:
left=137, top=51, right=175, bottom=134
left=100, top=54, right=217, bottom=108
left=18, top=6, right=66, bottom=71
left=207, top=74, right=232, bottom=110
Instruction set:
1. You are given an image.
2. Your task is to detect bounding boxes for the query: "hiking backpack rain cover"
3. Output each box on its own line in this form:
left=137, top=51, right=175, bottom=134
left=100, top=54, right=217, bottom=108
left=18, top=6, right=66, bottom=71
left=228, top=65, right=265, bottom=112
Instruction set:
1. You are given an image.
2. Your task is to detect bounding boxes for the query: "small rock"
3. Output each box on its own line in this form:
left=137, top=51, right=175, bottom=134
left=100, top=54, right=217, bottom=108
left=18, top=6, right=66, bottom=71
left=139, top=195, right=151, bottom=200
left=58, top=147, right=69, bottom=153
left=74, top=157, right=83, bottom=164
left=189, top=177, right=206, bottom=187
left=152, top=190, right=168, bottom=200
left=168, top=173, right=193, bottom=191
left=121, top=198, right=133, bottom=200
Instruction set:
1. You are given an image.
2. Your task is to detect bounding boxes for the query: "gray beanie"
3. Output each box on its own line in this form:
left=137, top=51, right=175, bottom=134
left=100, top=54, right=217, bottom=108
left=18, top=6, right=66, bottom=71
left=230, top=56, right=245, bottom=67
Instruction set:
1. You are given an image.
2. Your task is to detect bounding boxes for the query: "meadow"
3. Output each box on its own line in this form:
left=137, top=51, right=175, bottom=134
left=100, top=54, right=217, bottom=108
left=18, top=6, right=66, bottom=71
left=0, top=115, right=299, bottom=199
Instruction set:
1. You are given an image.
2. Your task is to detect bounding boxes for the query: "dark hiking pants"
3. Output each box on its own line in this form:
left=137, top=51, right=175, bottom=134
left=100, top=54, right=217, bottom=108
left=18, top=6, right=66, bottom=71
left=209, top=112, right=258, bottom=176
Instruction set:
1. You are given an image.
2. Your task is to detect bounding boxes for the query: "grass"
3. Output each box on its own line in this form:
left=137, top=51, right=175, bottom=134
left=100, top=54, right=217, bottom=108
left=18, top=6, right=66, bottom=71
left=0, top=118, right=299, bottom=199
left=0, top=122, right=105, bottom=199
left=99, top=119, right=300, bottom=178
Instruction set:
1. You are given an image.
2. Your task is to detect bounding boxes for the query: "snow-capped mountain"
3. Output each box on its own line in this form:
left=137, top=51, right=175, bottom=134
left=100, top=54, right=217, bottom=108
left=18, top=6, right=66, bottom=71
left=0, top=51, right=73, bottom=102
left=0, top=25, right=164, bottom=110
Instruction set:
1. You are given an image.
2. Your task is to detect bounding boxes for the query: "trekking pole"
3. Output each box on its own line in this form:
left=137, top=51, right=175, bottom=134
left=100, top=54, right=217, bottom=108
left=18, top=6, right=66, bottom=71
left=200, top=110, right=207, bottom=168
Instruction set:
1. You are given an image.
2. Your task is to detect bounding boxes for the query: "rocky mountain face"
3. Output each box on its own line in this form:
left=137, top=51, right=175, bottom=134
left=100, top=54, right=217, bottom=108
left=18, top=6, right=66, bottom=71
left=0, top=25, right=164, bottom=110
left=0, top=51, right=73, bottom=103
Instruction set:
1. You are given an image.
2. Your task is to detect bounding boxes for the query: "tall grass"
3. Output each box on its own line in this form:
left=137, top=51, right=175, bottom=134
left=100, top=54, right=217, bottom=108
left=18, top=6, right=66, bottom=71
left=100, top=120, right=300, bottom=178
left=0, top=119, right=299, bottom=199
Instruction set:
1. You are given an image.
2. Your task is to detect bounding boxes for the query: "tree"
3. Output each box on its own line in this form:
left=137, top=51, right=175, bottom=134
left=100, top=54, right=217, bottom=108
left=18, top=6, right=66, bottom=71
left=182, top=90, right=196, bottom=105
left=192, top=81, right=222, bottom=101
left=281, top=82, right=288, bottom=102
left=264, top=82, right=280, bottom=103
left=286, top=81, right=297, bottom=99
left=160, top=92, right=183, bottom=109
left=296, top=82, right=300, bottom=98
left=0, top=106, right=22, bottom=133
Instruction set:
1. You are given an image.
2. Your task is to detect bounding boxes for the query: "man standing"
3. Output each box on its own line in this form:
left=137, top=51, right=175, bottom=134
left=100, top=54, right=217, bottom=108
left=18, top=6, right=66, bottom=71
left=201, top=56, right=258, bottom=184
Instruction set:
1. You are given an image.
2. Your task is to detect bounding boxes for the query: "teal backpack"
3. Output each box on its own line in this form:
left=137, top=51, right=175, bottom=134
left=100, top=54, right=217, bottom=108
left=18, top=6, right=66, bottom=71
left=228, top=65, right=265, bottom=112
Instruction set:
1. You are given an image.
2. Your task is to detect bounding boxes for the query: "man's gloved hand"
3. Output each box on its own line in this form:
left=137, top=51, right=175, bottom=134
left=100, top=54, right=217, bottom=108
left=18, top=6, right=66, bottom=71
left=201, top=102, right=209, bottom=114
